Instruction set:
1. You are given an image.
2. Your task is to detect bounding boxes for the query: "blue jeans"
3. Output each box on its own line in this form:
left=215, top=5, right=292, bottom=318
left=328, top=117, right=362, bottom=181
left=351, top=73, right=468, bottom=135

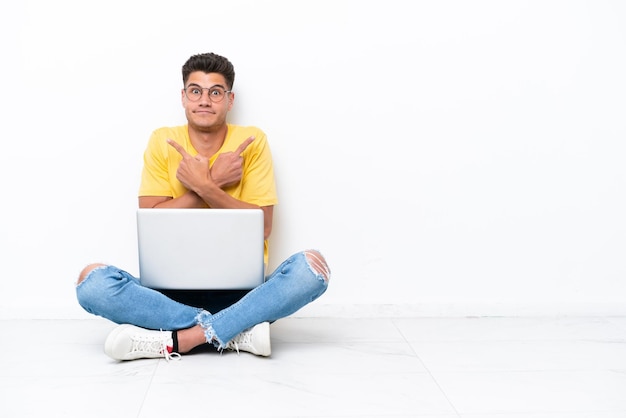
left=76, top=250, right=329, bottom=348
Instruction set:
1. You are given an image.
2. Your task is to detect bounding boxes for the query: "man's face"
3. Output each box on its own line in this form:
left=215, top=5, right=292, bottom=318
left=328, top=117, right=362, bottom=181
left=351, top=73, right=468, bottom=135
left=182, top=71, right=233, bottom=132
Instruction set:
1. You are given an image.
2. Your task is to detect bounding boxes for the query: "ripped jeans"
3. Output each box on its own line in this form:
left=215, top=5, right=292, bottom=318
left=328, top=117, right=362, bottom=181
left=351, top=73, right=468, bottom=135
left=76, top=250, right=330, bottom=348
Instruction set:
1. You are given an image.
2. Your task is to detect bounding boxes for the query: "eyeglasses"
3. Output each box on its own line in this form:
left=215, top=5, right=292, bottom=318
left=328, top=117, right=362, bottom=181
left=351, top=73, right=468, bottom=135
left=184, top=85, right=231, bottom=103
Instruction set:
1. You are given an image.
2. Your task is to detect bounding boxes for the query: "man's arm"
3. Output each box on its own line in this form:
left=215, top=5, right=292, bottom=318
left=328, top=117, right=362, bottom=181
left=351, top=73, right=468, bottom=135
left=138, top=193, right=204, bottom=209
left=139, top=135, right=255, bottom=209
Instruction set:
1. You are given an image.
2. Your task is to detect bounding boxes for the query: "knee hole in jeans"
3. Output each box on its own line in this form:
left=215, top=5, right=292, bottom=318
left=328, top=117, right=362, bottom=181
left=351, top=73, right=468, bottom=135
left=304, top=250, right=330, bottom=282
left=77, top=263, right=107, bottom=285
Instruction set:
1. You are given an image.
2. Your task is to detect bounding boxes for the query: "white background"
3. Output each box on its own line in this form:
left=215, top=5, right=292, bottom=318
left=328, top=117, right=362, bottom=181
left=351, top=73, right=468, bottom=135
left=1, top=0, right=624, bottom=318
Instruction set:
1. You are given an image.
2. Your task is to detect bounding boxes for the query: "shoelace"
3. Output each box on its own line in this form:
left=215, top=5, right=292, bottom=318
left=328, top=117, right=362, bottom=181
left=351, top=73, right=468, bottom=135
left=227, top=330, right=252, bottom=355
left=163, top=347, right=181, bottom=362
left=129, top=330, right=181, bottom=362
left=160, top=329, right=182, bottom=362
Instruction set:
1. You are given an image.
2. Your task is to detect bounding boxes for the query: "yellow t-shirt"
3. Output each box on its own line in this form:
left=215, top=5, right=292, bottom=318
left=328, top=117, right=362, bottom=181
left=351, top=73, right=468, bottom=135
left=138, top=124, right=278, bottom=265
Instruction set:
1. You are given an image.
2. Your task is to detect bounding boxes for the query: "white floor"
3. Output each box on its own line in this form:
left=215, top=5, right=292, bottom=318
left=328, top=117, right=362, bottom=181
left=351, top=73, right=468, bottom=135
left=2, top=316, right=626, bottom=417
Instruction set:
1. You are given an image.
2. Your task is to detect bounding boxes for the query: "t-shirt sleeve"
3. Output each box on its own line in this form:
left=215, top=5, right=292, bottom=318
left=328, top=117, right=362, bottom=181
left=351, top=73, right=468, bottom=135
left=138, top=130, right=173, bottom=197
left=232, top=129, right=278, bottom=207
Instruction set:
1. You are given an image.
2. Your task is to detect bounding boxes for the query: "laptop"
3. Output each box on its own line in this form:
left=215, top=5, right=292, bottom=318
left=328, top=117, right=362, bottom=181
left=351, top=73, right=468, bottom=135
left=136, top=208, right=265, bottom=290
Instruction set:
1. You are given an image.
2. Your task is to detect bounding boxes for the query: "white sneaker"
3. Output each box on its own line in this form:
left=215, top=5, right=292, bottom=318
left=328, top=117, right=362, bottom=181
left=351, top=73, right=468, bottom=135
left=226, top=322, right=271, bottom=357
left=104, top=324, right=181, bottom=361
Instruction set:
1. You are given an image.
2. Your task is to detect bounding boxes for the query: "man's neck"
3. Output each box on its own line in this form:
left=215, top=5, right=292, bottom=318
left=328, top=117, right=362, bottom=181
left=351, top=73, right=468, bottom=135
left=188, top=124, right=228, bottom=157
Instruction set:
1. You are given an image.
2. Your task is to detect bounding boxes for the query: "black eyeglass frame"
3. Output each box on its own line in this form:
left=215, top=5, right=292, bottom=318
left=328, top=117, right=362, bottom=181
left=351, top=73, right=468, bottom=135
left=184, top=85, right=232, bottom=102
